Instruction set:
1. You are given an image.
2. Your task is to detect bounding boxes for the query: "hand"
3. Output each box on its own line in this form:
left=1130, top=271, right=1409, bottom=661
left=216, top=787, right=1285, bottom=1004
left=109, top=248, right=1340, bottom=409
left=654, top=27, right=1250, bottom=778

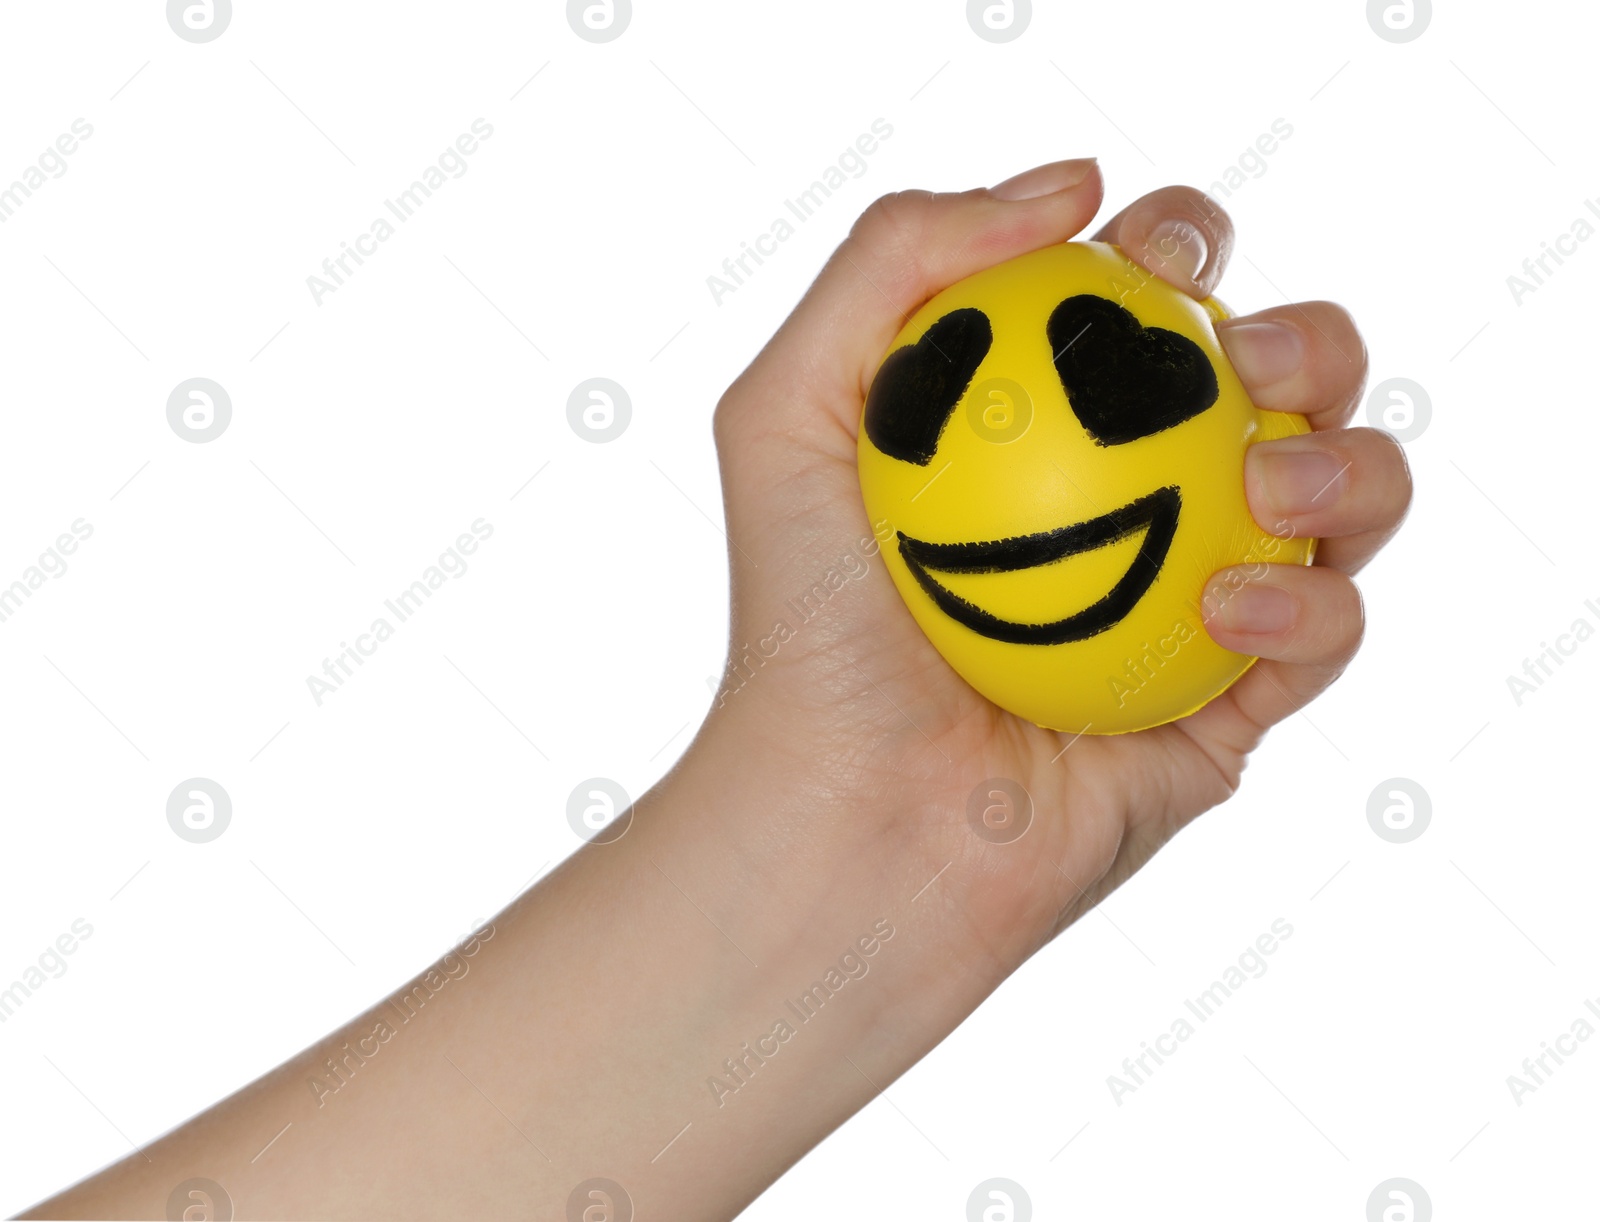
left=704, top=157, right=1411, bottom=980
left=24, top=158, right=1411, bottom=1222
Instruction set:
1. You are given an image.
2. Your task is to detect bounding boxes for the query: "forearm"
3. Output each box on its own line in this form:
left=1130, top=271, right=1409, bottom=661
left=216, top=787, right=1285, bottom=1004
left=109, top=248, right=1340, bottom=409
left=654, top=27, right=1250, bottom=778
left=26, top=715, right=1035, bottom=1221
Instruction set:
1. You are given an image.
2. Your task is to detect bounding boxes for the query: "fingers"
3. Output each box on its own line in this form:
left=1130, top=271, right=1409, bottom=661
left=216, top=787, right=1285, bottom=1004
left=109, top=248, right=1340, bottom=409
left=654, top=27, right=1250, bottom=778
left=1188, top=298, right=1389, bottom=741
left=1091, top=186, right=1236, bottom=299
left=1200, top=564, right=1366, bottom=730
left=1245, top=427, right=1414, bottom=574
left=1216, top=302, right=1368, bottom=430
left=728, top=158, right=1105, bottom=436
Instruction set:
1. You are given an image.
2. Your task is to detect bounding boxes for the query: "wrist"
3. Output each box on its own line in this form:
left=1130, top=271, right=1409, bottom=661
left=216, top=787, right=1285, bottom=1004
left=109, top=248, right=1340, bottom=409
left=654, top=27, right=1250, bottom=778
left=540, top=704, right=1074, bottom=1215
left=630, top=710, right=1045, bottom=1054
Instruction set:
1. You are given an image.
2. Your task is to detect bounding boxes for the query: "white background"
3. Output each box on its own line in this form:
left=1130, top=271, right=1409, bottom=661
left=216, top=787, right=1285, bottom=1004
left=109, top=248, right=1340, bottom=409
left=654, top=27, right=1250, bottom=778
left=0, top=1, right=1591, bottom=1218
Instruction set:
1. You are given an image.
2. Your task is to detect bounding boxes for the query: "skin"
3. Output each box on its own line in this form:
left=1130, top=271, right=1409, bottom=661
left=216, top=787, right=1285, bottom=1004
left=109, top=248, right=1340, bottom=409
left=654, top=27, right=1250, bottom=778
left=22, top=159, right=1410, bottom=1221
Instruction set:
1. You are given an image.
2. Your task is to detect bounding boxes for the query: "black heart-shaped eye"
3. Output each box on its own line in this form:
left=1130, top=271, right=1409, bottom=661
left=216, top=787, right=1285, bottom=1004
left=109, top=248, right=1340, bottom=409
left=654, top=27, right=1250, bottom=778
left=864, top=307, right=992, bottom=465
left=1046, top=295, right=1219, bottom=446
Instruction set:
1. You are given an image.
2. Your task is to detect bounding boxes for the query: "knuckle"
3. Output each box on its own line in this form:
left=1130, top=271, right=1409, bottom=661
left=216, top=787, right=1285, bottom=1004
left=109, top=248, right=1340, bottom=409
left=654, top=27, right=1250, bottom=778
left=1333, top=576, right=1367, bottom=652
left=1175, top=186, right=1232, bottom=231
left=1307, top=300, right=1364, bottom=352
left=840, top=189, right=956, bottom=306
left=1300, top=572, right=1365, bottom=662
left=1195, top=189, right=1232, bottom=231
left=1304, top=581, right=1365, bottom=676
left=1303, top=299, right=1369, bottom=409
left=1134, top=185, right=1232, bottom=232
left=1354, top=427, right=1415, bottom=518
left=1345, top=589, right=1368, bottom=657
left=1144, top=191, right=1235, bottom=264
left=1384, top=433, right=1416, bottom=520
left=851, top=190, right=931, bottom=249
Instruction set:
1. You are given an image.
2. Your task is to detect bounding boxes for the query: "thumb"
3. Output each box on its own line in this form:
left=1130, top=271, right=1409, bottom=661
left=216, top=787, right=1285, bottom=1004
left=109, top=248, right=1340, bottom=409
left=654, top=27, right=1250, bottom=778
left=720, top=157, right=1105, bottom=440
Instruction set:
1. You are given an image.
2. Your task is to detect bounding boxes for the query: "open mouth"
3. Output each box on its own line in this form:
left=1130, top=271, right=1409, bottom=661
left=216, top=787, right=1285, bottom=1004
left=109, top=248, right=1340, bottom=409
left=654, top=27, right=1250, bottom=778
left=897, top=486, right=1181, bottom=645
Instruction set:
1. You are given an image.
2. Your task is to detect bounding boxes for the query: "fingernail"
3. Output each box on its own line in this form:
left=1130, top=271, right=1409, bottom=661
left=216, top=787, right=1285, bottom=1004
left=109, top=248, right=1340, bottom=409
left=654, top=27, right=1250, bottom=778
left=1144, top=219, right=1208, bottom=285
left=1208, top=581, right=1296, bottom=636
left=1217, top=319, right=1304, bottom=388
left=990, top=157, right=1097, bottom=201
left=1251, top=444, right=1350, bottom=516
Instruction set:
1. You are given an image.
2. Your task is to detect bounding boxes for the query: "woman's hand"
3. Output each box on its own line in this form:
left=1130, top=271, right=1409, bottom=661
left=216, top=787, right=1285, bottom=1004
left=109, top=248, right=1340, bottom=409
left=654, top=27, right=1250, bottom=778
left=703, top=157, right=1410, bottom=985
left=26, top=158, right=1411, bottom=1222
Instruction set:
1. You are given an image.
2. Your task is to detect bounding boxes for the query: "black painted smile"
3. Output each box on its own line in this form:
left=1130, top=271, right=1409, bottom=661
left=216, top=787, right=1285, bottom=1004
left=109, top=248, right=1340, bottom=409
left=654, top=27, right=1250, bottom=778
left=897, top=486, right=1181, bottom=645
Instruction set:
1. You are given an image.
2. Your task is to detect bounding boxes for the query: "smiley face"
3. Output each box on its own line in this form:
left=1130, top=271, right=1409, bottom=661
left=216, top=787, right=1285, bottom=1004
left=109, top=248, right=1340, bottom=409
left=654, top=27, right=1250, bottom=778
left=857, top=242, right=1315, bottom=734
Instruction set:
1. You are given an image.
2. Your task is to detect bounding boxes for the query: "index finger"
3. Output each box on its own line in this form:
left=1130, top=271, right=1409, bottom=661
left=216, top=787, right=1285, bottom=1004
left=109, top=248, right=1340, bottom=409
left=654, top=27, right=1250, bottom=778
left=1092, top=185, right=1236, bottom=299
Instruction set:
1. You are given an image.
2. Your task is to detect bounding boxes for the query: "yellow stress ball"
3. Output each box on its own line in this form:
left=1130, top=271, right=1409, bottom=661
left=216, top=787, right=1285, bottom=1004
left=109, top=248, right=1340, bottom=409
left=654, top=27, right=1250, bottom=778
left=857, top=241, right=1315, bottom=735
